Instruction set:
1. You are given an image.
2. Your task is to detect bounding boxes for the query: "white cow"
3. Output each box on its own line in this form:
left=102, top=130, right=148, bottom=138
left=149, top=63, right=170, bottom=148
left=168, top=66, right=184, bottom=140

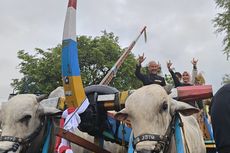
left=0, top=87, right=125, bottom=153
left=115, top=84, right=206, bottom=153
left=0, top=94, right=60, bottom=153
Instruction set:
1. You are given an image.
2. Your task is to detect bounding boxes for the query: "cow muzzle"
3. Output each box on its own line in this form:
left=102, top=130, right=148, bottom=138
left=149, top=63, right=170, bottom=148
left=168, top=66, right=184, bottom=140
left=133, top=134, right=168, bottom=152
left=0, top=121, right=44, bottom=153
left=134, top=114, right=178, bottom=153
left=137, top=149, right=163, bottom=153
left=0, top=141, right=20, bottom=153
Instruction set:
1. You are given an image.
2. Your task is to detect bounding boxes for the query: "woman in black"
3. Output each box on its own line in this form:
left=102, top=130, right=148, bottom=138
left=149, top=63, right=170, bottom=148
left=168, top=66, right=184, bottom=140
left=167, top=60, right=198, bottom=107
left=166, top=60, right=193, bottom=87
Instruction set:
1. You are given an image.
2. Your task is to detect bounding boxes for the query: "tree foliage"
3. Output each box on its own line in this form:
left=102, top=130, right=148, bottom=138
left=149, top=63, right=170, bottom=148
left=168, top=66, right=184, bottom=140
left=164, top=74, right=174, bottom=85
left=11, top=31, right=142, bottom=94
left=222, top=74, right=230, bottom=84
left=11, top=46, right=62, bottom=94
left=213, top=0, right=230, bottom=60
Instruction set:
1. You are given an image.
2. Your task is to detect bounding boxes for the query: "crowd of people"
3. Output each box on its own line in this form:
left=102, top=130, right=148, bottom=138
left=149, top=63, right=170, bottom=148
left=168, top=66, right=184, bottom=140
left=134, top=53, right=230, bottom=153
left=134, top=53, right=204, bottom=90
left=134, top=53, right=208, bottom=109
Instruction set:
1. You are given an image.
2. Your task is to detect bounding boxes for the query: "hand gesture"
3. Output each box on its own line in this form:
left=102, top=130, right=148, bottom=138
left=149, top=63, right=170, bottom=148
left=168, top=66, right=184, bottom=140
left=191, top=58, right=198, bottom=66
left=158, top=61, right=161, bottom=70
left=137, top=53, right=146, bottom=65
left=167, top=60, right=173, bottom=70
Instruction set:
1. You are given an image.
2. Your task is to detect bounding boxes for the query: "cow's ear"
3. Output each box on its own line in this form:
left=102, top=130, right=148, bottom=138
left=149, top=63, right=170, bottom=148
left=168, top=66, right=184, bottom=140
left=38, top=104, right=61, bottom=116
left=163, top=84, right=173, bottom=95
left=114, top=108, right=129, bottom=121
left=170, top=99, right=199, bottom=116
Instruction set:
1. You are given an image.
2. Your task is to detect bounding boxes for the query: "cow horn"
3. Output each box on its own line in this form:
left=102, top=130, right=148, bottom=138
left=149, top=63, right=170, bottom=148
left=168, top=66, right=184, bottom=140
left=36, top=94, right=48, bottom=102
left=164, top=85, right=173, bottom=95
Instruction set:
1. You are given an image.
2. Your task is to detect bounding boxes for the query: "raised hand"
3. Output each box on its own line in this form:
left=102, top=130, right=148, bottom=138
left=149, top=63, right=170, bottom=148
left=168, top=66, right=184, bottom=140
left=191, top=58, right=198, bottom=66
left=157, top=61, right=161, bottom=72
left=157, top=61, right=161, bottom=67
left=167, top=60, right=173, bottom=70
left=137, top=53, right=146, bottom=65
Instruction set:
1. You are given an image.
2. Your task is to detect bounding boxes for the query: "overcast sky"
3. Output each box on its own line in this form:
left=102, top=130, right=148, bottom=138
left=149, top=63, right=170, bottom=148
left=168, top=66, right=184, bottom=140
left=0, top=0, right=229, bottom=102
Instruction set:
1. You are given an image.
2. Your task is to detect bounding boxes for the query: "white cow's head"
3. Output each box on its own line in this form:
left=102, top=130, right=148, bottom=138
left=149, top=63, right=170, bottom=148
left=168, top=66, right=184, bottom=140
left=0, top=94, right=60, bottom=153
left=115, top=84, right=199, bottom=152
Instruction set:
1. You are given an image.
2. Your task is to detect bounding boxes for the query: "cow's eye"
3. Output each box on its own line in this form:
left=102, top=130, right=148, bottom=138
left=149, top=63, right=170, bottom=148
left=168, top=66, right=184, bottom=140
left=19, top=115, right=32, bottom=125
left=162, top=102, right=168, bottom=111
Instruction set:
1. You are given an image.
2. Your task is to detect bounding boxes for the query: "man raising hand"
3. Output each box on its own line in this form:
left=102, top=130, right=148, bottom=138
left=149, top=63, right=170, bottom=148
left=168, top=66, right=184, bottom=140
left=135, top=53, right=166, bottom=86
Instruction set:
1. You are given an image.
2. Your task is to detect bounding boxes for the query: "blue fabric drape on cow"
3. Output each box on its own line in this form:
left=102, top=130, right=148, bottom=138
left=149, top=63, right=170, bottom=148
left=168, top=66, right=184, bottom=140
left=204, top=116, right=214, bottom=140
left=175, top=116, right=184, bottom=153
left=42, top=120, right=52, bottom=153
left=128, top=131, right=134, bottom=153
left=103, top=115, right=131, bottom=144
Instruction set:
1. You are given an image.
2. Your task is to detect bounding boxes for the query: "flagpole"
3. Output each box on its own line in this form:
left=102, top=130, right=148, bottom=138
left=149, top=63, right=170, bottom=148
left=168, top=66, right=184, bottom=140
left=99, top=26, right=147, bottom=85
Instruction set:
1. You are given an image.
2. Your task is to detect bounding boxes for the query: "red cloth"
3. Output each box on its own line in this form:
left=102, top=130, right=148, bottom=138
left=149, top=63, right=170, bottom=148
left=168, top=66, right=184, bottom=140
left=177, top=85, right=213, bottom=102
left=59, top=146, right=71, bottom=153
left=54, top=107, right=76, bottom=152
left=55, top=118, right=65, bottom=151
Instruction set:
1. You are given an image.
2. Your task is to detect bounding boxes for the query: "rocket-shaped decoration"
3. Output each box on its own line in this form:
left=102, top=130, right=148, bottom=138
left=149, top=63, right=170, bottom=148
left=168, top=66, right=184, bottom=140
left=62, top=0, right=88, bottom=108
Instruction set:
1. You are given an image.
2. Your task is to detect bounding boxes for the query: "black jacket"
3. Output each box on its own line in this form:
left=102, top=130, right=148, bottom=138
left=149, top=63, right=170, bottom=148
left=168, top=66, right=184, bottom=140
left=135, top=64, right=166, bottom=86
left=211, top=83, right=230, bottom=153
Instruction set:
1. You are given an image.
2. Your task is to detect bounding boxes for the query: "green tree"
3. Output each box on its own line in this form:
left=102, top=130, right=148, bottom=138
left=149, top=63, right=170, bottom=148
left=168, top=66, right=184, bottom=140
left=213, top=0, right=230, bottom=60
left=11, top=31, right=142, bottom=94
left=78, top=31, right=142, bottom=91
left=222, top=74, right=230, bottom=84
left=11, top=46, right=62, bottom=94
left=164, top=74, right=174, bottom=85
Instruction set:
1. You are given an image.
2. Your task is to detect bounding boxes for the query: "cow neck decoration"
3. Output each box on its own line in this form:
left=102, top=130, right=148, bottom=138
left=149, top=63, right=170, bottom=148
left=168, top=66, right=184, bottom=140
left=133, top=113, right=179, bottom=153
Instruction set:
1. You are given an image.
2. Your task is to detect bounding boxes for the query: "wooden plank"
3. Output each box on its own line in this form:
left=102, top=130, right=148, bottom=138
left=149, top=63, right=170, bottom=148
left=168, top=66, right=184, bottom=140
left=54, top=127, right=111, bottom=153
